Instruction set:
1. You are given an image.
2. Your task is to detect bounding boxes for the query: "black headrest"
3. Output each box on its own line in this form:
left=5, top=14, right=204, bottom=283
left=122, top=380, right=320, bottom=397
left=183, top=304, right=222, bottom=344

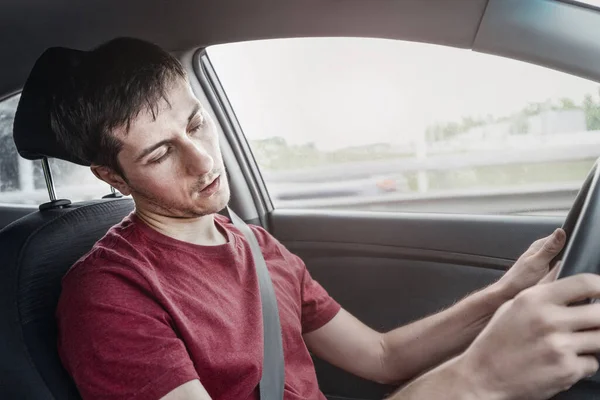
left=13, top=47, right=90, bottom=166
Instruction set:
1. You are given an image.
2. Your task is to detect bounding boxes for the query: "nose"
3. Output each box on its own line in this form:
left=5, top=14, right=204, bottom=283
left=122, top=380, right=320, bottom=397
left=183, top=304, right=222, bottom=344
left=183, top=139, right=214, bottom=176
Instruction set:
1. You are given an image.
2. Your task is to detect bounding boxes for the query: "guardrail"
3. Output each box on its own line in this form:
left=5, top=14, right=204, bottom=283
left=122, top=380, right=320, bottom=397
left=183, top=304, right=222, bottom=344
left=259, top=140, right=598, bottom=214
left=274, top=182, right=582, bottom=215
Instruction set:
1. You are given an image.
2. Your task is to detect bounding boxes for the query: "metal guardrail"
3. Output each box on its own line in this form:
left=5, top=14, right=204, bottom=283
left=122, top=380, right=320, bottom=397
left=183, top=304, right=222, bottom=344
left=259, top=141, right=598, bottom=214
left=274, top=182, right=582, bottom=215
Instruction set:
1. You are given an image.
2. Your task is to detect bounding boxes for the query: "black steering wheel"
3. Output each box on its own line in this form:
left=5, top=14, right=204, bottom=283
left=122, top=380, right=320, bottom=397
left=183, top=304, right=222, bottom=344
left=550, top=159, right=600, bottom=398
left=555, top=159, right=600, bottom=280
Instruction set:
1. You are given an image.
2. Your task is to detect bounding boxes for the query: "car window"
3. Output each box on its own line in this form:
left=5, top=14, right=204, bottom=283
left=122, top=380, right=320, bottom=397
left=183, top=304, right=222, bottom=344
left=0, top=94, right=112, bottom=205
left=207, top=37, right=600, bottom=216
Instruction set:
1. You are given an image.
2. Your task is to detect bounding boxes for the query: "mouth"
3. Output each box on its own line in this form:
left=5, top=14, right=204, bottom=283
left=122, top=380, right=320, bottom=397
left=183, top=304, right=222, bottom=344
left=198, top=175, right=221, bottom=195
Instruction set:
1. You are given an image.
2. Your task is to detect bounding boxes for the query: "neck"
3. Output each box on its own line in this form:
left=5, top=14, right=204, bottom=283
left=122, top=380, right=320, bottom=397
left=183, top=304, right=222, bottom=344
left=134, top=208, right=228, bottom=246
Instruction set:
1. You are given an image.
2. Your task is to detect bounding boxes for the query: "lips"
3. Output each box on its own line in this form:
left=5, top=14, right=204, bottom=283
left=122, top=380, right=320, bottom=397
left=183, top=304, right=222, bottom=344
left=197, top=175, right=221, bottom=196
left=201, top=176, right=219, bottom=191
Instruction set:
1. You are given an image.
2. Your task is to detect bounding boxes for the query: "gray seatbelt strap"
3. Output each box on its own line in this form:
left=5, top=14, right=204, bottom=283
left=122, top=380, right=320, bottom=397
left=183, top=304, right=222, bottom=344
left=224, top=207, right=285, bottom=400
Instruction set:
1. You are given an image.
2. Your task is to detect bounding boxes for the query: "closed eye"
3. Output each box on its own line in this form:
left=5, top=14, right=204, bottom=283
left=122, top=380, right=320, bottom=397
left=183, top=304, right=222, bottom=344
left=189, top=124, right=202, bottom=135
left=188, top=112, right=207, bottom=135
left=150, top=147, right=172, bottom=164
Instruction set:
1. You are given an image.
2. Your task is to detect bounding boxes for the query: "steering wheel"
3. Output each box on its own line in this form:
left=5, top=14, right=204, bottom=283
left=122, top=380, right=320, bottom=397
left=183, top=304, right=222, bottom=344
left=555, top=158, right=600, bottom=281
left=550, top=159, right=600, bottom=398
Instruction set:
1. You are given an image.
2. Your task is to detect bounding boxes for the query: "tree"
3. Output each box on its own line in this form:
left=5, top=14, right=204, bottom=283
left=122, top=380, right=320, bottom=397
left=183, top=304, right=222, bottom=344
left=424, top=89, right=600, bottom=140
left=522, top=100, right=551, bottom=116
left=553, top=97, right=578, bottom=111
left=583, top=94, right=600, bottom=131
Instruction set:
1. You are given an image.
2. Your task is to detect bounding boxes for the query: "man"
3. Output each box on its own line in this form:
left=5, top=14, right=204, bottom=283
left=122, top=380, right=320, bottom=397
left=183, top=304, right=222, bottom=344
left=53, top=38, right=600, bottom=400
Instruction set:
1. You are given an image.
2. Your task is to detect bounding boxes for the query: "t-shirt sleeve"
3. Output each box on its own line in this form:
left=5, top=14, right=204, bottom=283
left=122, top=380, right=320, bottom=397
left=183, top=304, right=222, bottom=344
left=299, top=262, right=341, bottom=334
left=56, top=262, right=199, bottom=400
left=245, top=221, right=341, bottom=335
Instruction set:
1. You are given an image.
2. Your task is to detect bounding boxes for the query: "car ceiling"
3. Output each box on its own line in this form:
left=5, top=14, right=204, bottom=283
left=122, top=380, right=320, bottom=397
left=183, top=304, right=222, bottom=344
left=1, top=0, right=600, bottom=100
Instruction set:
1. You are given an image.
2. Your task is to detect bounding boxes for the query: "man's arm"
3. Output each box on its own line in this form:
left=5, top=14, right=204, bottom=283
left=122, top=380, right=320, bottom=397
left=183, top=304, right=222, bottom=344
left=304, top=229, right=566, bottom=384
left=303, top=281, right=509, bottom=384
left=160, top=380, right=212, bottom=400
left=56, top=264, right=203, bottom=400
left=388, top=273, right=600, bottom=400
left=383, top=356, right=481, bottom=400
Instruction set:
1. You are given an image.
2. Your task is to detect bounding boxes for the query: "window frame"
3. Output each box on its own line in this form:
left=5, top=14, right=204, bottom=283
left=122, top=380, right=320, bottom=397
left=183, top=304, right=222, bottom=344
left=192, top=49, right=273, bottom=226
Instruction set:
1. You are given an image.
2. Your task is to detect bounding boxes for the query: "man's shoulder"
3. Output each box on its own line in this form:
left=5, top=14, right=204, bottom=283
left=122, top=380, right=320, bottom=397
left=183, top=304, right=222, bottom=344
left=56, top=217, right=160, bottom=327
left=64, top=214, right=151, bottom=282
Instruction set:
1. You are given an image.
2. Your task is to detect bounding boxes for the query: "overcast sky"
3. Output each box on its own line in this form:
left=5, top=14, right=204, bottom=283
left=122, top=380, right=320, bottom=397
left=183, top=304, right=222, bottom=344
left=208, top=37, right=600, bottom=151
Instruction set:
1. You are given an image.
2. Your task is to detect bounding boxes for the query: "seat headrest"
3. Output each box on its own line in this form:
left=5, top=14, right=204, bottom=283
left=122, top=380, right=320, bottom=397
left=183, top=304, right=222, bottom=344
left=13, top=47, right=90, bottom=166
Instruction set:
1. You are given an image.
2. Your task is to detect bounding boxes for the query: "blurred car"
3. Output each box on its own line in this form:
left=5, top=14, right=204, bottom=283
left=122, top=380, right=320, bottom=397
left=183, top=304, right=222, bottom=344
left=267, top=174, right=409, bottom=202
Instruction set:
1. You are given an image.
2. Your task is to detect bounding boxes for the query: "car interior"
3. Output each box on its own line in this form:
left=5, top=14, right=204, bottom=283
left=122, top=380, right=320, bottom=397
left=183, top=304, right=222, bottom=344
left=2, top=0, right=600, bottom=399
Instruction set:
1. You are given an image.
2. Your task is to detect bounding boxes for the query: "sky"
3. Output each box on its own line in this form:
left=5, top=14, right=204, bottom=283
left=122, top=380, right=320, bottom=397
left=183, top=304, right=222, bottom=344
left=207, top=37, right=600, bottom=151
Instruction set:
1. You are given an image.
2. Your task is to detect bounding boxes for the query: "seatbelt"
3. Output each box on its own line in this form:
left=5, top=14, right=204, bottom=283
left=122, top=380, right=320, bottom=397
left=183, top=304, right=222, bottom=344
left=223, top=207, right=285, bottom=400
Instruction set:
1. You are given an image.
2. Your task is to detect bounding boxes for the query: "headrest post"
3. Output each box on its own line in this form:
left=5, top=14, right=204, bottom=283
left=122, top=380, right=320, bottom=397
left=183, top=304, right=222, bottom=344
left=102, top=185, right=123, bottom=199
left=40, top=158, right=57, bottom=201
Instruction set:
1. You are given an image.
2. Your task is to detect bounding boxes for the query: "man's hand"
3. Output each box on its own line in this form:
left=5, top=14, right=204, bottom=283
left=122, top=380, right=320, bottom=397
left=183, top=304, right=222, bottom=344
left=457, top=273, right=600, bottom=400
left=498, top=228, right=566, bottom=297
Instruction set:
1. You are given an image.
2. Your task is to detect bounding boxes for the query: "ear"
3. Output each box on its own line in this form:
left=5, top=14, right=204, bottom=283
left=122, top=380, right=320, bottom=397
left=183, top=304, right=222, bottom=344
left=90, top=164, right=132, bottom=196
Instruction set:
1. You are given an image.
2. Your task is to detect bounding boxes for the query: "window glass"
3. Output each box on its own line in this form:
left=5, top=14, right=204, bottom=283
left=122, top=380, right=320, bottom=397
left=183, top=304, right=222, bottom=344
left=575, top=0, right=600, bottom=8
left=0, top=94, right=111, bottom=205
left=208, top=37, right=600, bottom=215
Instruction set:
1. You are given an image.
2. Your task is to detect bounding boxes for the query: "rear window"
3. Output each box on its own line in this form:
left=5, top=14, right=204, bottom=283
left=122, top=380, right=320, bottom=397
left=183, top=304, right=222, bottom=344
left=0, top=94, right=111, bottom=205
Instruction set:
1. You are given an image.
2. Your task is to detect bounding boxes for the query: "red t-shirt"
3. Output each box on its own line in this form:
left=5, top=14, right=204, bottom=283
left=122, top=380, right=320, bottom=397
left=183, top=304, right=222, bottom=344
left=56, top=213, right=341, bottom=400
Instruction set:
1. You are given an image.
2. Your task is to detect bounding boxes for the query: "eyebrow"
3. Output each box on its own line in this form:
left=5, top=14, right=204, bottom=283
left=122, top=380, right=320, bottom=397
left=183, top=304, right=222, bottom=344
left=135, top=103, right=203, bottom=163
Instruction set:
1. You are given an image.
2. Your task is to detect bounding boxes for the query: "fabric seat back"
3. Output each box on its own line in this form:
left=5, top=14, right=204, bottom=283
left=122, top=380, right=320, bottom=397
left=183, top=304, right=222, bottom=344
left=0, top=199, right=134, bottom=399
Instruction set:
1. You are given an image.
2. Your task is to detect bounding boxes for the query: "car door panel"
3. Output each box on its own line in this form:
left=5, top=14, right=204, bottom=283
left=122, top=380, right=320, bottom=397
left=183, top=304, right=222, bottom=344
left=268, top=210, right=564, bottom=399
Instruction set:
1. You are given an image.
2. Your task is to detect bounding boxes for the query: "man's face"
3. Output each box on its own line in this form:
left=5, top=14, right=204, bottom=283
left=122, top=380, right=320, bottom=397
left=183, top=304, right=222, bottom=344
left=111, top=78, right=230, bottom=218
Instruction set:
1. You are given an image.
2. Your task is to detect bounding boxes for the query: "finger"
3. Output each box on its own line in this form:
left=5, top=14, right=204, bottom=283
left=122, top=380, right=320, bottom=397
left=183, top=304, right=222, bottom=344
left=564, top=303, right=600, bottom=332
left=525, top=237, right=546, bottom=255
left=525, top=228, right=563, bottom=253
left=540, top=274, right=600, bottom=305
left=529, top=229, right=567, bottom=264
left=523, top=236, right=553, bottom=256
left=538, top=263, right=561, bottom=285
left=532, top=228, right=566, bottom=263
left=572, top=330, right=600, bottom=354
left=576, top=355, right=599, bottom=379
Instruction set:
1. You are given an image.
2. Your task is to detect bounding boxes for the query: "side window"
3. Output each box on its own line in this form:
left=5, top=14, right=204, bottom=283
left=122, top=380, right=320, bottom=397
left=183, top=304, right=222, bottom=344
left=0, top=94, right=111, bottom=205
left=207, top=37, right=600, bottom=215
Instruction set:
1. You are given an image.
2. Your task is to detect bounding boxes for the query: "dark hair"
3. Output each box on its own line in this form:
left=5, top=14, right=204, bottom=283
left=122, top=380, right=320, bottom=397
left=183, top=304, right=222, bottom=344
left=49, top=37, right=187, bottom=176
